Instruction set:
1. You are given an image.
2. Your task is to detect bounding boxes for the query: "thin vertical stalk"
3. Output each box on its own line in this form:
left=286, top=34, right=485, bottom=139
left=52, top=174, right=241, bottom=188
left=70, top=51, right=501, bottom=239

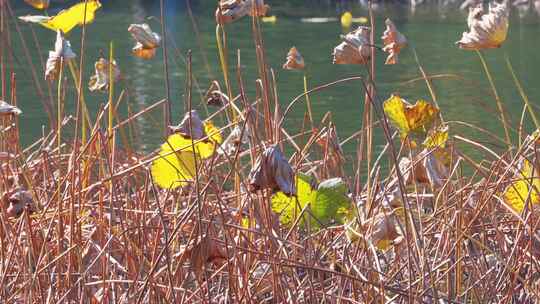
left=505, top=56, right=539, bottom=130
left=160, top=0, right=171, bottom=135
left=303, top=74, right=313, bottom=130
left=476, top=50, right=512, bottom=148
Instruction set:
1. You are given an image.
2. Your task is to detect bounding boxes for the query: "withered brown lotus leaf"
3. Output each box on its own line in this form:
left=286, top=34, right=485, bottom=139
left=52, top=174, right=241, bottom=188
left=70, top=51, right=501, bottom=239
left=0, top=101, right=22, bottom=116
left=205, top=81, right=228, bottom=107
left=381, top=19, right=407, bottom=65
left=346, top=209, right=402, bottom=251
left=456, top=2, right=509, bottom=50
left=249, top=145, right=296, bottom=195
left=88, top=58, right=121, bottom=92
left=168, top=110, right=206, bottom=140
left=24, top=0, right=49, bottom=10
left=6, top=189, right=36, bottom=218
left=216, top=0, right=269, bottom=24
left=332, top=26, right=371, bottom=65
left=128, top=23, right=161, bottom=59
left=180, top=234, right=227, bottom=281
left=45, top=30, right=76, bottom=81
left=282, top=46, right=305, bottom=70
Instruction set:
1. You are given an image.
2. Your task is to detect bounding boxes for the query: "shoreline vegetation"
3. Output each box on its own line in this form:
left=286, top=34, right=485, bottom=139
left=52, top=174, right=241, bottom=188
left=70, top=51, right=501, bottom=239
left=2, top=0, right=540, bottom=302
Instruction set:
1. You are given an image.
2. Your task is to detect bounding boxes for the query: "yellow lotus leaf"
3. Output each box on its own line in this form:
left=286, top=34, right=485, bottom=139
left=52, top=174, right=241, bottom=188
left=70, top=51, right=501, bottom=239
left=151, top=121, right=221, bottom=189
left=24, top=0, right=49, bottom=10
left=423, top=125, right=449, bottom=149
left=383, top=94, right=439, bottom=138
left=40, top=1, right=102, bottom=33
left=503, top=159, right=540, bottom=213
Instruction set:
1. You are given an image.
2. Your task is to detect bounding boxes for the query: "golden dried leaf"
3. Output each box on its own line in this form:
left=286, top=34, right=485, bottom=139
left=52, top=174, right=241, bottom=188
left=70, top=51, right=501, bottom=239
left=24, top=0, right=49, bottom=10
left=0, top=101, right=22, bottom=116
left=332, top=26, right=371, bottom=65
left=249, top=145, right=295, bottom=195
left=19, top=1, right=102, bottom=34
left=381, top=19, right=407, bottom=65
left=128, top=23, right=161, bottom=60
left=88, top=58, right=121, bottom=92
left=383, top=94, right=439, bottom=138
left=45, top=30, right=76, bottom=81
left=503, top=159, right=540, bottom=213
left=456, top=2, right=509, bottom=50
left=216, top=0, right=269, bottom=24
left=282, top=46, right=305, bottom=70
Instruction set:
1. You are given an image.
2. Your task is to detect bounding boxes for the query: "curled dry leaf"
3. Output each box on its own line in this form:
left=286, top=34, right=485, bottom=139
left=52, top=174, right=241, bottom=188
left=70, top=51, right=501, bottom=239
left=88, top=58, right=121, bottom=92
left=0, top=101, right=22, bottom=116
left=128, top=23, right=161, bottom=60
left=6, top=189, right=36, bottom=218
left=45, top=30, right=76, bottom=81
left=249, top=145, right=295, bottom=195
left=282, top=46, right=305, bottom=70
left=24, top=0, right=49, bottom=10
left=205, top=81, right=228, bottom=107
left=216, top=0, right=269, bottom=24
left=381, top=19, right=407, bottom=65
left=332, top=26, right=371, bottom=65
left=456, top=2, right=509, bottom=50
left=180, top=235, right=227, bottom=281
left=345, top=209, right=402, bottom=251
left=169, top=110, right=206, bottom=140
left=218, top=125, right=251, bottom=155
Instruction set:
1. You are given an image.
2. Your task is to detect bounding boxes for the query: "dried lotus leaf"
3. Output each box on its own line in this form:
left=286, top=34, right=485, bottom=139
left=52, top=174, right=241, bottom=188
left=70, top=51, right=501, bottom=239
left=282, top=46, right=305, bottom=70
left=456, top=2, right=509, bottom=50
left=169, top=110, right=206, bottom=140
left=346, top=210, right=402, bottom=251
left=6, top=189, right=36, bottom=218
left=88, top=58, right=121, bottom=92
left=332, top=26, right=371, bottom=65
left=216, top=0, right=269, bottom=24
left=128, top=23, right=161, bottom=49
left=205, top=81, right=228, bottom=107
left=249, top=145, right=295, bottom=195
left=0, top=101, right=22, bottom=116
left=24, top=0, right=49, bottom=10
left=381, top=19, right=407, bottom=65
left=182, top=235, right=227, bottom=281
left=45, top=30, right=76, bottom=81
left=128, top=23, right=161, bottom=59
left=132, top=43, right=157, bottom=60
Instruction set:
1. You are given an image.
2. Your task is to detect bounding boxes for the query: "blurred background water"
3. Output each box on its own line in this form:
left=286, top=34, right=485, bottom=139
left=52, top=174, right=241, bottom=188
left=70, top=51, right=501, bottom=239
left=9, top=0, right=540, bottom=165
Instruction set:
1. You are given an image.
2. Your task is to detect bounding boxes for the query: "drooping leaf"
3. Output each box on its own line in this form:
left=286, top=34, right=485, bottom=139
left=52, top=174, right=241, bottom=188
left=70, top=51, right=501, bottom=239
left=88, top=57, right=121, bottom=92
left=383, top=94, right=439, bottom=138
left=128, top=23, right=161, bottom=60
left=282, top=46, right=305, bottom=70
left=332, top=26, right=371, bottom=65
left=381, top=19, right=407, bottom=65
left=20, top=1, right=102, bottom=34
left=456, top=2, right=509, bottom=50
left=0, top=101, right=22, bottom=116
left=249, top=145, right=295, bottom=195
left=345, top=209, right=401, bottom=251
left=503, top=159, right=540, bottom=213
left=45, top=30, right=76, bottom=81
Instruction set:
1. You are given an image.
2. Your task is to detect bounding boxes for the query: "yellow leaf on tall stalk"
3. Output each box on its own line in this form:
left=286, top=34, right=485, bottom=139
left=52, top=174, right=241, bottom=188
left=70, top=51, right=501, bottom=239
left=423, top=125, right=449, bottom=149
left=383, top=94, right=439, bottom=138
left=503, top=159, right=540, bottom=213
left=22, top=1, right=102, bottom=34
left=151, top=121, right=222, bottom=189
